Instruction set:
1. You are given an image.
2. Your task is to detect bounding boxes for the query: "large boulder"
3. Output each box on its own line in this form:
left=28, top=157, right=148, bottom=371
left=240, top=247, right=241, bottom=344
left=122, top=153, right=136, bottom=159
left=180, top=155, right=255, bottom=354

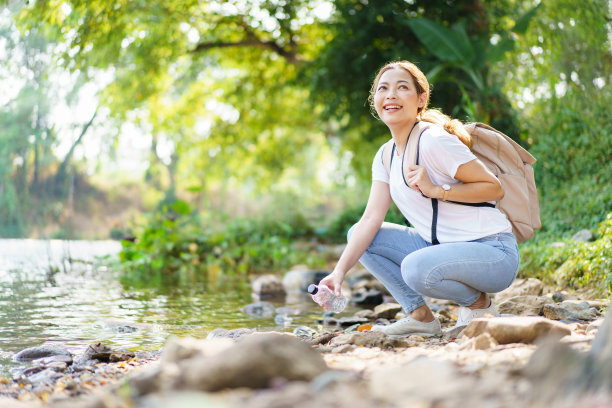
left=13, top=346, right=72, bottom=362
left=497, top=295, right=547, bottom=316
left=252, top=274, right=286, bottom=300
left=522, top=312, right=612, bottom=404
left=542, top=300, right=599, bottom=321
left=172, top=333, right=328, bottom=391
left=461, top=316, right=571, bottom=344
left=373, top=303, right=402, bottom=320
left=494, top=278, right=544, bottom=303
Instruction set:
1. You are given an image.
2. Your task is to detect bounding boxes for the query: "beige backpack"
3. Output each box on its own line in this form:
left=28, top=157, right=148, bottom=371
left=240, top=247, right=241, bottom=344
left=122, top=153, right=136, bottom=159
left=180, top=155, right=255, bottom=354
left=382, top=121, right=541, bottom=243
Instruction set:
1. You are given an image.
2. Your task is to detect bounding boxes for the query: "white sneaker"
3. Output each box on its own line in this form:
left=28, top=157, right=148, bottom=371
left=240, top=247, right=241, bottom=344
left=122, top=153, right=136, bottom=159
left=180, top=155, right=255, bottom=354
left=371, top=316, right=441, bottom=337
left=454, top=301, right=499, bottom=328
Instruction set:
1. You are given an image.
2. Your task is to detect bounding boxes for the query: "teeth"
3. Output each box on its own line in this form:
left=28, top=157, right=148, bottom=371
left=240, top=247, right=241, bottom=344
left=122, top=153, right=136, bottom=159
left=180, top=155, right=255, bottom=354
left=385, top=105, right=401, bottom=110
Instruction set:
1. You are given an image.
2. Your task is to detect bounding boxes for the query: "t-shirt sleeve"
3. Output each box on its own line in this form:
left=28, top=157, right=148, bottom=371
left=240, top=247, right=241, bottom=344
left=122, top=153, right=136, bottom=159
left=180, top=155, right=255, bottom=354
left=419, top=128, right=476, bottom=178
left=372, top=144, right=389, bottom=183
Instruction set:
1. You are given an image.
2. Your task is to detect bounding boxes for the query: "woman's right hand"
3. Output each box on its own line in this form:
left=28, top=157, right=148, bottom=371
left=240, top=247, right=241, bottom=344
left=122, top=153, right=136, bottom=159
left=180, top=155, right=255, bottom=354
left=318, top=269, right=345, bottom=297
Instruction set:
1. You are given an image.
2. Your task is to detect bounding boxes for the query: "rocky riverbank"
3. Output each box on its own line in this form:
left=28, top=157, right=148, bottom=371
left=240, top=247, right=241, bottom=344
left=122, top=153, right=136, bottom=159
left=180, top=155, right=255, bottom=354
left=1, top=275, right=610, bottom=408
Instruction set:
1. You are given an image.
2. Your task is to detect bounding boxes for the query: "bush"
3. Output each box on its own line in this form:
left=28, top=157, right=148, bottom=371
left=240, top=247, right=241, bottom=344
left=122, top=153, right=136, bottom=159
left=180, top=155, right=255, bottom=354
left=519, top=213, right=612, bottom=297
left=118, top=200, right=324, bottom=288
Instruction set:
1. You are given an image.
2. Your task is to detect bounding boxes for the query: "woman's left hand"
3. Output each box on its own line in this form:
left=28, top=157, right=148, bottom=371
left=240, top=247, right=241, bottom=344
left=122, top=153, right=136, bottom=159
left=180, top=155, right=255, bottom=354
left=405, top=165, right=438, bottom=198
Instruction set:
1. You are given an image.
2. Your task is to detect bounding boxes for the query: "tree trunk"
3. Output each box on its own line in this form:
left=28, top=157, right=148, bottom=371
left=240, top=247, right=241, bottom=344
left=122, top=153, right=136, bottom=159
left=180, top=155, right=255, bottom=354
left=55, top=107, right=98, bottom=188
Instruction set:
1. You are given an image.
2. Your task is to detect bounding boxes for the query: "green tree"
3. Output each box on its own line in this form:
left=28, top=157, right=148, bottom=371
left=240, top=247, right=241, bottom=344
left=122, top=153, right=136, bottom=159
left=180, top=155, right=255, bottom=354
left=307, top=0, right=538, bottom=178
left=16, top=0, right=336, bottom=209
left=0, top=8, right=103, bottom=237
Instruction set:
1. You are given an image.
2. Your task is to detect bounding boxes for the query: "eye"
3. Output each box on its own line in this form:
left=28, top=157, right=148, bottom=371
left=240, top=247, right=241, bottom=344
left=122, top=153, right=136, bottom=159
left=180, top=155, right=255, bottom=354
left=399, top=85, right=408, bottom=90
left=377, top=85, right=387, bottom=91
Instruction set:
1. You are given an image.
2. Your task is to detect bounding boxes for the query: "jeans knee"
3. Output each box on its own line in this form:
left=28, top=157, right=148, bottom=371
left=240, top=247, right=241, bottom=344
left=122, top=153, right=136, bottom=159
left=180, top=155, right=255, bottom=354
left=402, top=256, right=440, bottom=293
left=401, top=258, right=423, bottom=291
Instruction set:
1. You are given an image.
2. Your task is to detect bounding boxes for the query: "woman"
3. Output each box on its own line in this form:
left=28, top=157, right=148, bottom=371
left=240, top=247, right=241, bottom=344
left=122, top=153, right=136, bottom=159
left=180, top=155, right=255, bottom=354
left=319, top=61, right=520, bottom=337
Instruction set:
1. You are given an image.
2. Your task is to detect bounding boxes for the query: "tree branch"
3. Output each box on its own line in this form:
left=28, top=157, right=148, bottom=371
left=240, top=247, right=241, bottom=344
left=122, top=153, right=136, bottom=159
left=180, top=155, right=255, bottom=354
left=191, top=17, right=299, bottom=64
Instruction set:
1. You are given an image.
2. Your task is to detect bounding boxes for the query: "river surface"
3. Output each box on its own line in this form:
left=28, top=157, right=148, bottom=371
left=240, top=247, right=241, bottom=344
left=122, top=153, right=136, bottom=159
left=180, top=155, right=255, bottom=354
left=0, top=239, right=334, bottom=378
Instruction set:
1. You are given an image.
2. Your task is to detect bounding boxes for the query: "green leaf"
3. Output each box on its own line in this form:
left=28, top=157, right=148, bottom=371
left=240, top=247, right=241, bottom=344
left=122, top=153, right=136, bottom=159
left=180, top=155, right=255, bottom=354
left=406, top=18, right=474, bottom=64
left=512, top=4, right=542, bottom=35
left=170, top=200, right=191, bottom=216
left=488, top=36, right=516, bottom=64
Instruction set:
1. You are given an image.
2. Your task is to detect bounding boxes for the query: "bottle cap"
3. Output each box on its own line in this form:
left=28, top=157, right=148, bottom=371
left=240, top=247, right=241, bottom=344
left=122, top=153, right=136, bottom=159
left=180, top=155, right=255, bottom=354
left=307, top=284, right=318, bottom=294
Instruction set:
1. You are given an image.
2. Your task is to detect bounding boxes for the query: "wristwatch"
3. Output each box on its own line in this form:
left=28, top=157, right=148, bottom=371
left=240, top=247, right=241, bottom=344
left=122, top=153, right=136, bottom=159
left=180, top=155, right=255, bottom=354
left=441, top=184, right=451, bottom=201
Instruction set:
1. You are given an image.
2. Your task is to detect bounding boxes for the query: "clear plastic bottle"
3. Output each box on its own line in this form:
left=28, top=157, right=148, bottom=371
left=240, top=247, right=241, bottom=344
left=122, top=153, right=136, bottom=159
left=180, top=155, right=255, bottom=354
left=307, top=284, right=347, bottom=313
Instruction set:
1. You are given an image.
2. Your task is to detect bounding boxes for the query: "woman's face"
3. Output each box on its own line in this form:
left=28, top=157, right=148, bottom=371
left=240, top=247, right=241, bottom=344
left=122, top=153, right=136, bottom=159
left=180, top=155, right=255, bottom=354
left=373, top=68, right=426, bottom=127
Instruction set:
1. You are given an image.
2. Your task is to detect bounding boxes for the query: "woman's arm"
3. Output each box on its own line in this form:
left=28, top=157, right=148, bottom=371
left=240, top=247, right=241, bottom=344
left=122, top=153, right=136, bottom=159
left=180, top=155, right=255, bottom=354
left=405, top=159, right=503, bottom=203
left=319, top=181, right=391, bottom=295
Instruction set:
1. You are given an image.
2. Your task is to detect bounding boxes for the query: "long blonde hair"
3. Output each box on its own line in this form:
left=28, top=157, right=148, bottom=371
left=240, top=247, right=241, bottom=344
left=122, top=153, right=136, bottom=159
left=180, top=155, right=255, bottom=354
left=369, top=61, right=472, bottom=149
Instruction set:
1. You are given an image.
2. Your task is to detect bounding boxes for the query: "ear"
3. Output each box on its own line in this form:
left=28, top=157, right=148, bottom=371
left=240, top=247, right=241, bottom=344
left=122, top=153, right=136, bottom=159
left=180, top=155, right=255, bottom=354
left=418, top=92, right=427, bottom=108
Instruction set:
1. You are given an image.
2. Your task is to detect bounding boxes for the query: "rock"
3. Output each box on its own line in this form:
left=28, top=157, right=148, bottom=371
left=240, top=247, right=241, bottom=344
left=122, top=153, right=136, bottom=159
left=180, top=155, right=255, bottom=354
left=571, top=229, right=593, bottom=242
left=497, top=295, right=547, bottom=316
left=494, top=278, right=544, bottom=303
left=443, top=325, right=466, bottom=340
left=336, top=316, right=370, bottom=327
left=0, top=398, right=40, bottom=408
left=206, top=327, right=255, bottom=340
left=373, top=303, right=402, bottom=319
left=354, top=309, right=376, bottom=320
left=369, top=357, right=472, bottom=402
left=273, top=314, right=293, bottom=325
left=251, top=274, right=286, bottom=300
left=282, top=269, right=329, bottom=293
left=161, top=337, right=234, bottom=365
left=522, top=313, right=612, bottom=404
left=241, top=301, right=276, bottom=318
left=13, top=346, right=72, bottom=362
left=461, top=316, right=572, bottom=344
left=134, top=391, right=231, bottom=408
left=173, top=333, right=328, bottom=391
left=127, top=365, right=163, bottom=397
left=542, top=300, right=599, bottom=321
left=307, top=332, right=337, bottom=346
left=590, top=311, right=612, bottom=360
left=552, top=291, right=572, bottom=302
left=26, top=368, right=64, bottom=384
left=350, top=288, right=383, bottom=307
left=97, top=320, right=139, bottom=333
left=292, top=325, right=318, bottom=339
left=74, top=342, right=134, bottom=365
left=329, top=331, right=409, bottom=349
left=459, top=332, right=499, bottom=350
left=586, top=318, right=605, bottom=335
left=33, top=354, right=73, bottom=365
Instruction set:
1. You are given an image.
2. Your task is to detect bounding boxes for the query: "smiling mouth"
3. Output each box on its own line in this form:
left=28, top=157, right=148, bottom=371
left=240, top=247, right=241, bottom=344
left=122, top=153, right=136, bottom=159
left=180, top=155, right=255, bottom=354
left=384, top=105, right=402, bottom=111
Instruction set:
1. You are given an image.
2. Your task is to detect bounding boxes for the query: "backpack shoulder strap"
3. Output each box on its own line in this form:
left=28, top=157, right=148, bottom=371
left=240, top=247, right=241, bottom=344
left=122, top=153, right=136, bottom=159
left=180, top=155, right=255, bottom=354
left=401, top=121, right=431, bottom=186
left=382, top=139, right=395, bottom=175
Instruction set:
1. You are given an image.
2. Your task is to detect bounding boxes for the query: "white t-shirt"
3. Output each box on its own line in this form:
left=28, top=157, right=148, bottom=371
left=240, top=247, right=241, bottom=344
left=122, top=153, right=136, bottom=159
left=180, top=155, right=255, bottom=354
left=372, top=125, right=512, bottom=243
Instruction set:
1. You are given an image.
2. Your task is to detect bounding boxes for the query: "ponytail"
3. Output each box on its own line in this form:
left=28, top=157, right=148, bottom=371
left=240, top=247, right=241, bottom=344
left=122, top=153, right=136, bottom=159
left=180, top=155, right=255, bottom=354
left=420, top=109, right=472, bottom=149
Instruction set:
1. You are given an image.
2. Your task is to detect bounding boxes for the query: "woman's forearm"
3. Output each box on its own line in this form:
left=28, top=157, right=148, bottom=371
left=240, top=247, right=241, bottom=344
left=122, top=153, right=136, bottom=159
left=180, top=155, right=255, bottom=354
left=433, top=180, right=503, bottom=203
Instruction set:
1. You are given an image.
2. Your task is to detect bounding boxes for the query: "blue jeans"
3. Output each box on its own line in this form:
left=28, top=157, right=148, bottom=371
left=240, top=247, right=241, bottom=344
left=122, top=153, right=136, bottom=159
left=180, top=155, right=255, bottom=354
left=349, top=222, right=520, bottom=313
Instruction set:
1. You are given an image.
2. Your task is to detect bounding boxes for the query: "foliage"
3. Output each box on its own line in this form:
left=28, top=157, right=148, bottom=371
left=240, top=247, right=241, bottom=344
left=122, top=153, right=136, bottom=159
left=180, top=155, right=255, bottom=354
left=520, top=213, right=612, bottom=297
left=119, top=200, right=325, bottom=286
left=16, top=0, right=334, bottom=200
left=307, top=0, right=535, bottom=178
left=405, top=3, right=539, bottom=135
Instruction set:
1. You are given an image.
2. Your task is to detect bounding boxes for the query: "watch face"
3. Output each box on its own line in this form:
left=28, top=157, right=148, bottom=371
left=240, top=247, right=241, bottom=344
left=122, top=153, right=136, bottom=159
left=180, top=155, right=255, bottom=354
left=443, top=184, right=450, bottom=190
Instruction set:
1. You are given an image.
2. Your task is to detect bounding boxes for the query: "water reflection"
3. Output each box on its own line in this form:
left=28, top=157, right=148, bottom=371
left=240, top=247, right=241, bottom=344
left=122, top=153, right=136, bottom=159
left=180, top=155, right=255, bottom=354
left=0, top=239, right=331, bottom=378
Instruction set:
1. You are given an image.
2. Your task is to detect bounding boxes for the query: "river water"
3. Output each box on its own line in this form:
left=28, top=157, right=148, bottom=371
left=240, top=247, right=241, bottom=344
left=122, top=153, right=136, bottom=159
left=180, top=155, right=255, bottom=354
left=0, top=239, right=329, bottom=378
